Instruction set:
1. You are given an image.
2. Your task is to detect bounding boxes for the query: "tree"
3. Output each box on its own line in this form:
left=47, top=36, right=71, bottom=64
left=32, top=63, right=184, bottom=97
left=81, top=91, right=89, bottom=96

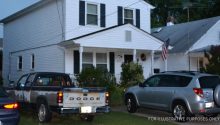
left=203, top=45, right=220, bottom=75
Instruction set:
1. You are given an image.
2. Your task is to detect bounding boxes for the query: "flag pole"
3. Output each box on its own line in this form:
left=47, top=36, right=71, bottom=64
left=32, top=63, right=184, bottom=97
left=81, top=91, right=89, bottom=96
left=165, top=58, right=168, bottom=71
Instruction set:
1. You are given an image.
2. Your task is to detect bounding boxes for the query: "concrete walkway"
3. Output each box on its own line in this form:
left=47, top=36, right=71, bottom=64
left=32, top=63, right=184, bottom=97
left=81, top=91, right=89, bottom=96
left=112, top=106, right=220, bottom=125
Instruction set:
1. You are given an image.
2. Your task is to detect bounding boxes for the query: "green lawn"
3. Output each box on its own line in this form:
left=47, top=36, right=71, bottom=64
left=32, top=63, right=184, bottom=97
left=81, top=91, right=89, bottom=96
left=20, top=111, right=174, bottom=125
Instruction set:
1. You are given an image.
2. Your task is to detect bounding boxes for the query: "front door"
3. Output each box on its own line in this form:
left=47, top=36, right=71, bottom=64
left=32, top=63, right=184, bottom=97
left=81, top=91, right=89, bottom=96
left=124, top=55, right=133, bottom=63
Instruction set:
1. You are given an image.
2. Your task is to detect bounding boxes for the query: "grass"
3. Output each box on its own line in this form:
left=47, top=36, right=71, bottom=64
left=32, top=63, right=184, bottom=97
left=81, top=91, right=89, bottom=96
left=20, top=111, right=174, bottom=125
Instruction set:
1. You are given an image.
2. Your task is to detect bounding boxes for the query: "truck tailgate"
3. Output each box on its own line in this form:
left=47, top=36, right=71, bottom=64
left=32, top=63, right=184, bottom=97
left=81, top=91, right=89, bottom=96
left=63, top=88, right=106, bottom=108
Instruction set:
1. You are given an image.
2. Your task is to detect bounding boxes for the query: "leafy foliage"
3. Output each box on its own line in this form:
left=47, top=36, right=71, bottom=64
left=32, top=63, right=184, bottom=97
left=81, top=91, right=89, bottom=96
left=120, top=62, right=144, bottom=87
left=146, top=0, right=220, bottom=27
left=202, top=45, right=220, bottom=75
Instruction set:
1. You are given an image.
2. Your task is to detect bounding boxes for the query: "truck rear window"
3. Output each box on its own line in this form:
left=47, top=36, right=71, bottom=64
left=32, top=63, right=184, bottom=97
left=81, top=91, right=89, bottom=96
left=199, top=76, right=220, bottom=89
left=35, top=74, right=73, bottom=87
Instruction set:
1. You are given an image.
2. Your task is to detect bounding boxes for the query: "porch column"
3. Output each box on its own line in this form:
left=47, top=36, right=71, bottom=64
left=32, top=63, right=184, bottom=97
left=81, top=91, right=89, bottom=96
left=79, top=46, right=83, bottom=72
left=151, top=50, right=155, bottom=75
left=133, top=49, right=137, bottom=63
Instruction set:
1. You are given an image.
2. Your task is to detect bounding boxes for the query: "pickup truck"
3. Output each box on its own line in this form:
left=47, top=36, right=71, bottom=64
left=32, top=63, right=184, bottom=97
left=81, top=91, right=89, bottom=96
left=5, top=72, right=110, bottom=123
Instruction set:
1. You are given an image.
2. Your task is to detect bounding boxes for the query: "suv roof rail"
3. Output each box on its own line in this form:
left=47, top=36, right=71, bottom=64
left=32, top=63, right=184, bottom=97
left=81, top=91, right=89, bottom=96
left=160, top=70, right=201, bottom=75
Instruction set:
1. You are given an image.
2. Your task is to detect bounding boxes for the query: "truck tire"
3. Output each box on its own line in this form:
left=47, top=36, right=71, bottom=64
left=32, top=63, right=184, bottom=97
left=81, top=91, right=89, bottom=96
left=80, top=115, right=94, bottom=122
left=126, top=95, right=137, bottom=113
left=214, top=85, right=220, bottom=107
left=37, top=100, right=52, bottom=123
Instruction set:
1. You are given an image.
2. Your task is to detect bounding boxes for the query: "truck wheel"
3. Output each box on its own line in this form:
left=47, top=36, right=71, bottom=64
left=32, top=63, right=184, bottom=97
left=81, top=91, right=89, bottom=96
left=126, top=95, right=137, bottom=113
left=80, top=115, right=94, bottom=122
left=37, top=101, right=52, bottom=123
left=172, top=103, right=189, bottom=122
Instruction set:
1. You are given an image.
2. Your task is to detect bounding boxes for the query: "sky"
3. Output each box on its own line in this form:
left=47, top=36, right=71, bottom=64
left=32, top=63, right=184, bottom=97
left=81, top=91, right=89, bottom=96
left=0, top=0, right=39, bottom=37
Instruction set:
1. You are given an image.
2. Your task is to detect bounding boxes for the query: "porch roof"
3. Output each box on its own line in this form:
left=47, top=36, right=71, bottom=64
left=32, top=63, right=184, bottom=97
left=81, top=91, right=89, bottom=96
left=59, top=24, right=164, bottom=51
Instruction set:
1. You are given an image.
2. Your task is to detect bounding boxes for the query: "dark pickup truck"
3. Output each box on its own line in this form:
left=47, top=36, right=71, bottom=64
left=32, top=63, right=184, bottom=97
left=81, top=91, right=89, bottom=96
left=6, top=72, right=110, bottom=123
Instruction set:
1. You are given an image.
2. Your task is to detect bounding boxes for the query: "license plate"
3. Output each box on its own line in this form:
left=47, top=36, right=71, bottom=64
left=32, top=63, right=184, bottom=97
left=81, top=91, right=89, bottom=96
left=81, top=106, right=92, bottom=113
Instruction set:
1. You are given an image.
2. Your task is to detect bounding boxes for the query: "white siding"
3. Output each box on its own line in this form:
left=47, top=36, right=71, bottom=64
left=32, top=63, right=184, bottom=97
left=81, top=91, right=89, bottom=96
left=3, top=0, right=64, bottom=84
left=65, top=0, right=152, bottom=40
left=190, top=20, right=220, bottom=51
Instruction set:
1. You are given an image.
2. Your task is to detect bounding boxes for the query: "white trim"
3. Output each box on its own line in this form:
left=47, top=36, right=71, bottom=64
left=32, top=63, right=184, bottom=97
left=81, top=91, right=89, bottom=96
left=93, top=51, right=96, bottom=67
left=85, top=1, right=100, bottom=26
left=79, top=46, right=83, bottom=72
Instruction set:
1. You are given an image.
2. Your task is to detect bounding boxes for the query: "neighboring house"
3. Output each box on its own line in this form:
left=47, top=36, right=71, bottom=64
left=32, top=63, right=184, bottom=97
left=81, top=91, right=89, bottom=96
left=152, top=16, right=220, bottom=72
left=0, top=0, right=163, bottom=84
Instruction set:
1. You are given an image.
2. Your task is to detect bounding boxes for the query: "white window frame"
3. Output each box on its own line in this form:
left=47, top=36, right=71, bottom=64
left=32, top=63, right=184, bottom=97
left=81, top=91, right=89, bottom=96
left=96, top=53, right=107, bottom=70
left=123, top=8, right=136, bottom=25
left=82, top=52, right=93, bottom=69
left=17, top=56, right=23, bottom=71
left=31, top=54, right=35, bottom=70
left=86, top=2, right=100, bottom=26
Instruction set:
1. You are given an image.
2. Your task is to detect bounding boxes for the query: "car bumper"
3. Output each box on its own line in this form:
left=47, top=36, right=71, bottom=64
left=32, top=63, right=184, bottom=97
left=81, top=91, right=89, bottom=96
left=190, top=101, right=220, bottom=114
left=0, top=111, right=20, bottom=125
left=59, top=106, right=110, bottom=114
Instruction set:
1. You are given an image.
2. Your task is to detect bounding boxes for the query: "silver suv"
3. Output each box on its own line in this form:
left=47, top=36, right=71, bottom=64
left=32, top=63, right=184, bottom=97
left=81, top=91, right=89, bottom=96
left=124, top=71, right=220, bottom=121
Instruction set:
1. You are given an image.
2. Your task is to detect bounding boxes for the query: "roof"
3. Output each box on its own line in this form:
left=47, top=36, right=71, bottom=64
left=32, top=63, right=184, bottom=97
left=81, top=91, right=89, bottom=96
left=60, top=24, right=164, bottom=46
left=152, top=16, right=220, bottom=53
left=0, top=0, right=52, bottom=23
left=0, top=0, right=153, bottom=23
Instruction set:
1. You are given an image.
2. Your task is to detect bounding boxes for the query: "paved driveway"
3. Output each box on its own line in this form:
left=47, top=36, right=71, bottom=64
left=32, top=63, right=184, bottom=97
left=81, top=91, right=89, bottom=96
left=112, top=106, right=220, bottom=125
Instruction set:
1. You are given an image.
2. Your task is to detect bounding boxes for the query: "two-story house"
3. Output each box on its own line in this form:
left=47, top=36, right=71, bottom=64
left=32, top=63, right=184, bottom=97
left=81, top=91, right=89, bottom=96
left=0, top=0, right=164, bottom=84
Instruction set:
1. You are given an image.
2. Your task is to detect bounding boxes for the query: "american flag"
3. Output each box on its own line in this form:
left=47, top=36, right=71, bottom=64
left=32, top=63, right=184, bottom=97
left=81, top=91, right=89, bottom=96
left=162, top=39, right=169, bottom=61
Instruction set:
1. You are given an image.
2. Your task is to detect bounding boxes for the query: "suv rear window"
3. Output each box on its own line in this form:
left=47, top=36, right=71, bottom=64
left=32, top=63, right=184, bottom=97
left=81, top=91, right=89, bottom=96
left=0, top=88, right=8, bottom=98
left=199, top=76, right=220, bottom=89
left=158, top=75, right=192, bottom=87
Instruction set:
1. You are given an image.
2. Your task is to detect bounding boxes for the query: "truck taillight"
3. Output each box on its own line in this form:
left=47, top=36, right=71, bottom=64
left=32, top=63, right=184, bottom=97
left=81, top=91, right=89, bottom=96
left=193, top=88, right=204, bottom=98
left=57, top=91, right=63, bottom=103
left=105, top=92, right=109, bottom=105
left=4, top=103, right=18, bottom=109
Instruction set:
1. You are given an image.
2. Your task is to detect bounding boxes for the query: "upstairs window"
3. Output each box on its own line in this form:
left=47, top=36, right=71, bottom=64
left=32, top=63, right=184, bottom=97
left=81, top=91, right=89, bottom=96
left=124, top=9, right=134, bottom=24
left=87, top=3, right=98, bottom=25
left=18, top=56, right=22, bottom=70
left=31, top=54, right=35, bottom=70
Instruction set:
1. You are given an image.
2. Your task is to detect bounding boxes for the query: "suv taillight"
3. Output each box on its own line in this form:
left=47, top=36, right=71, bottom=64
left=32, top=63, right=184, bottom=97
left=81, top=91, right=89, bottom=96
left=57, top=91, right=63, bottom=103
left=105, top=92, right=109, bottom=105
left=4, top=103, right=18, bottom=109
left=193, top=88, right=204, bottom=98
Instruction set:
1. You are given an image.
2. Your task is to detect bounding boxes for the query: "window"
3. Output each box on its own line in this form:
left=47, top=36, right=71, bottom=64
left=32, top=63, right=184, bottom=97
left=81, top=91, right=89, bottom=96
left=199, top=76, right=220, bottom=89
left=82, top=52, right=93, bottom=69
left=96, top=53, right=107, bottom=71
left=35, top=74, right=72, bottom=87
left=143, top=75, right=161, bottom=87
left=124, top=8, right=134, bottom=24
left=157, top=75, right=192, bottom=87
left=125, top=30, right=132, bottom=42
left=18, top=56, right=22, bottom=70
left=31, top=54, right=35, bottom=70
left=17, top=74, right=28, bottom=88
left=87, top=3, right=98, bottom=25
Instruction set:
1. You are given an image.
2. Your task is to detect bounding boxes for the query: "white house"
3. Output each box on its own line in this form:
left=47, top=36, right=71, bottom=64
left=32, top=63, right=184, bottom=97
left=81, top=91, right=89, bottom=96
left=152, top=16, right=220, bottom=72
left=0, top=0, right=164, bottom=84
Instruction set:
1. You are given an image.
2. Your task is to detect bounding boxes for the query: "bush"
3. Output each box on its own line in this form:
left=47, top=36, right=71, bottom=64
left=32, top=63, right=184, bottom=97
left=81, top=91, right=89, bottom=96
left=77, top=67, right=116, bottom=92
left=120, top=62, right=144, bottom=87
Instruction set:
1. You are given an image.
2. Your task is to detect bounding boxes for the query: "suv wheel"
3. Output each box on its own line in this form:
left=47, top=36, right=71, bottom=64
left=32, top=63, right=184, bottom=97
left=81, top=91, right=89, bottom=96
left=80, top=115, right=94, bottom=122
left=37, top=101, right=52, bottom=123
left=126, top=96, right=137, bottom=113
left=172, top=104, right=189, bottom=122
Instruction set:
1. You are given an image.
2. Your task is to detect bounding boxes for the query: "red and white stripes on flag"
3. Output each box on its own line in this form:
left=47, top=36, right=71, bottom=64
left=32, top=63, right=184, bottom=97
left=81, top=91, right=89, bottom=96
left=162, top=39, right=169, bottom=61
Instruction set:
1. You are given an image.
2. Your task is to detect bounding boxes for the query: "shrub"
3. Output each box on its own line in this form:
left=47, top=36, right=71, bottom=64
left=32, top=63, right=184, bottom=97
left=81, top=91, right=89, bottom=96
left=120, top=62, right=144, bottom=87
left=76, top=67, right=116, bottom=92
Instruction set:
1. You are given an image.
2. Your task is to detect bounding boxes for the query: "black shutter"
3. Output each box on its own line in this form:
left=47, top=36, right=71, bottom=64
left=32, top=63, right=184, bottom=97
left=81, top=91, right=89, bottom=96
left=100, top=4, right=106, bottom=27
left=74, top=51, right=80, bottom=74
left=136, top=9, right=140, bottom=28
left=109, top=52, right=115, bottom=74
left=118, top=6, right=123, bottom=25
left=79, top=1, right=85, bottom=26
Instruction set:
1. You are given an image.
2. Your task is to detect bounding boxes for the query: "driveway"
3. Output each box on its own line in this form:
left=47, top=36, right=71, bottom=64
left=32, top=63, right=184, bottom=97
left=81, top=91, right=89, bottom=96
left=112, top=106, right=220, bottom=125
